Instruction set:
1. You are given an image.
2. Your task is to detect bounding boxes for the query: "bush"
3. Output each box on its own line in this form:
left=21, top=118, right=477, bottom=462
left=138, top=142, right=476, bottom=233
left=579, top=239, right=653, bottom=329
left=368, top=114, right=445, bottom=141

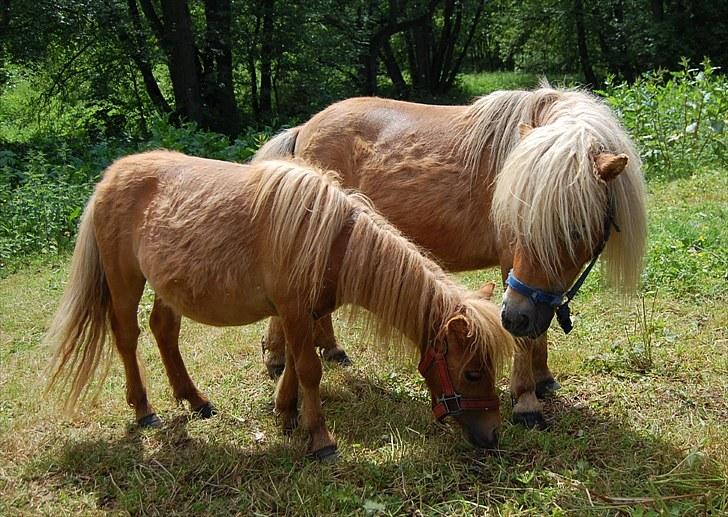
left=0, top=152, right=92, bottom=265
left=600, top=59, right=728, bottom=179
left=0, top=121, right=275, bottom=274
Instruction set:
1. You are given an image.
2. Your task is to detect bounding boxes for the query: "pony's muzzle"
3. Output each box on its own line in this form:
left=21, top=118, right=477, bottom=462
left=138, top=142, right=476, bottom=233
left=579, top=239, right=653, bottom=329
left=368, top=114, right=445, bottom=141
left=456, top=411, right=501, bottom=449
left=501, top=291, right=555, bottom=337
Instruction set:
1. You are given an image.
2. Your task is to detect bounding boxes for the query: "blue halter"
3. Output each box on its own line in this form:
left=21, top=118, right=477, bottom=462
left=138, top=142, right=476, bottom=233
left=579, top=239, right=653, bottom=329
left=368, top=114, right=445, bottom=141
left=505, top=194, right=619, bottom=334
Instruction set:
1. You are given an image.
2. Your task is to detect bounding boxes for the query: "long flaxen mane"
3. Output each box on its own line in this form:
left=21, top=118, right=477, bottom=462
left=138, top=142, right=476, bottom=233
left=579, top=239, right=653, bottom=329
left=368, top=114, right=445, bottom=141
left=251, top=160, right=512, bottom=372
left=458, top=84, right=647, bottom=290
left=336, top=205, right=513, bottom=373
left=251, top=159, right=351, bottom=305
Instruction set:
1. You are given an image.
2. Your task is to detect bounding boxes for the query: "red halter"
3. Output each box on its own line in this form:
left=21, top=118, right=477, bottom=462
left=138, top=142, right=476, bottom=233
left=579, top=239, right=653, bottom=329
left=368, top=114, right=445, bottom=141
left=417, top=340, right=500, bottom=421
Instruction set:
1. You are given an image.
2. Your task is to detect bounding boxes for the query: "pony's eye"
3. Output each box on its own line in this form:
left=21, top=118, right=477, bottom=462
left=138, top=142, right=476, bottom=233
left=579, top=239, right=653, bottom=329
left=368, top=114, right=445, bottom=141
left=464, top=370, right=483, bottom=382
left=570, top=229, right=583, bottom=241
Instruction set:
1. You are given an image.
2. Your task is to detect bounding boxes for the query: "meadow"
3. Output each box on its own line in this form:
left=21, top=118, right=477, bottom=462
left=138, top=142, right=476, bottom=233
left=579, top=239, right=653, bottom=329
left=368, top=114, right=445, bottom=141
left=0, top=70, right=727, bottom=515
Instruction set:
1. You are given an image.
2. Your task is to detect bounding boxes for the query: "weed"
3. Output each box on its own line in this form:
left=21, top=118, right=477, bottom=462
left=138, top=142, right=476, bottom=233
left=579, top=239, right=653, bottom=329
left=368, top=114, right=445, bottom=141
left=625, top=293, right=658, bottom=373
left=601, top=59, right=728, bottom=180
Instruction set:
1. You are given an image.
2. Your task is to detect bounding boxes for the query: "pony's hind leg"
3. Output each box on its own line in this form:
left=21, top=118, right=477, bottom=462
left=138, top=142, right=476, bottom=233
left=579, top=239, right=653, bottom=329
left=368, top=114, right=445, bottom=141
left=279, top=311, right=337, bottom=460
left=262, top=317, right=287, bottom=378
left=262, top=315, right=350, bottom=379
left=532, top=333, right=560, bottom=399
left=149, top=296, right=215, bottom=418
left=274, top=344, right=299, bottom=434
left=107, top=275, right=160, bottom=427
left=316, top=316, right=351, bottom=365
left=510, top=338, right=545, bottom=429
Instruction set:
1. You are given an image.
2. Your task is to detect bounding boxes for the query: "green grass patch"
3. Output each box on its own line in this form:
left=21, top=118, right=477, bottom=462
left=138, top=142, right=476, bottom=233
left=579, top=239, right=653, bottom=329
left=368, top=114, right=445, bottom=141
left=1, top=166, right=726, bottom=515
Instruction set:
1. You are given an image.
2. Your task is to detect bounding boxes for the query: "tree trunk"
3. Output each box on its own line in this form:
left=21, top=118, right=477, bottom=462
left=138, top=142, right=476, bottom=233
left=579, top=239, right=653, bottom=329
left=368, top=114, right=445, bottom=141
left=651, top=0, right=664, bottom=21
left=406, top=0, right=482, bottom=94
left=446, top=0, right=486, bottom=89
left=380, top=38, right=408, bottom=97
left=248, top=12, right=261, bottom=120
left=0, top=0, right=9, bottom=36
left=361, top=43, right=379, bottom=95
left=574, top=0, right=599, bottom=87
left=202, top=0, right=240, bottom=136
left=159, top=0, right=204, bottom=126
left=123, top=0, right=172, bottom=116
left=258, top=0, right=274, bottom=116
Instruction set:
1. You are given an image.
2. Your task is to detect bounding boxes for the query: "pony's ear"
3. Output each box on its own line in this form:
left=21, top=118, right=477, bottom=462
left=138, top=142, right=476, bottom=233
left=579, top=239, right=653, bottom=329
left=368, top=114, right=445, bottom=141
left=518, top=122, right=533, bottom=139
left=445, top=314, right=470, bottom=341
left=478, top=282, right=496, bottom=300
left=595, top=152, right=629, bottom=182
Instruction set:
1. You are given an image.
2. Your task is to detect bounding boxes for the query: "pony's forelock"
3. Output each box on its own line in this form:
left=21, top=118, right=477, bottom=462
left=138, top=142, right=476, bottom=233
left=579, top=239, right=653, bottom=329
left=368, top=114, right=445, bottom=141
left=461, top=86, right=647, bottom=291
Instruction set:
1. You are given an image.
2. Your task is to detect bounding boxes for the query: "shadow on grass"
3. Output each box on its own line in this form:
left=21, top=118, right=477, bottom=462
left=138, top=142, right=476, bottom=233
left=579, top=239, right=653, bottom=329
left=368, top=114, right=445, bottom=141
left=41, top=369, right=725, bottom=514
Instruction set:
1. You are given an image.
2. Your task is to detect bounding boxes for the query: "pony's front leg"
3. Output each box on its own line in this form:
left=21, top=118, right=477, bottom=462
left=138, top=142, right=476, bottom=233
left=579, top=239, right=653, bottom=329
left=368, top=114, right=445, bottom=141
left=279, top=312, right=337, bottom=460
left=510, top=338, right=545, bottom=428
left=532, top=333, right=561, bottom=398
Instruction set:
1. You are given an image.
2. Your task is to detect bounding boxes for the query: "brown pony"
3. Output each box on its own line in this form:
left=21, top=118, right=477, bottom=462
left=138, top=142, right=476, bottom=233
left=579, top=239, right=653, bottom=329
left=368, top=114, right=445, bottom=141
left=254, top=84, right=648, bottom=428
left=45, top=151, right=514, bottom=459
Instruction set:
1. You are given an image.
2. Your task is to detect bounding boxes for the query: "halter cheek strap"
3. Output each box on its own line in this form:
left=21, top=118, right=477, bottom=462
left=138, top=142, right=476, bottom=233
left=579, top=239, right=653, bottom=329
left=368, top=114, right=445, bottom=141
left=505, top=194, right=620, bottom=335
left=417, top=342, right=500, bottom=421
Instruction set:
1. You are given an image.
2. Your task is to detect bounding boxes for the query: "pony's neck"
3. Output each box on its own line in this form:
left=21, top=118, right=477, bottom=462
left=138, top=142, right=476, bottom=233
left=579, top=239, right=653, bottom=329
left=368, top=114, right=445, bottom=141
left=336, top=211, right=460, bottom=351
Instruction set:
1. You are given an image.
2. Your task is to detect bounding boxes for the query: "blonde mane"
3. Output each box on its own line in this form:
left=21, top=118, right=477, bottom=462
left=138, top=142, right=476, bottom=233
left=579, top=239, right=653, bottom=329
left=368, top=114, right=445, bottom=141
left=251, top=159, right=350, bottom=305
left=251, top=159, right=512, bottom=371
left=336, top=207, right=512, bottom=372
left=459, top=85, right=647, bottom=290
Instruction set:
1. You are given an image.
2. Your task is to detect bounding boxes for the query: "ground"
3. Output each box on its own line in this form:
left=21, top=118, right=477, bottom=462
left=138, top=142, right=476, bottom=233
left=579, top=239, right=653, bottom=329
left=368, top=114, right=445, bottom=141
left=0, top=168, right=726, bottom=515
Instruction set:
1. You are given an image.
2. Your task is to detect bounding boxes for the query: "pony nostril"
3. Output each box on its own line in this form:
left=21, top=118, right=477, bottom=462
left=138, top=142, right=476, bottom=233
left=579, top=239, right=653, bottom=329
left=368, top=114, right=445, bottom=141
left=519, top=313, right=530, bottom=328
left=501, top=312, right=510, bottom=327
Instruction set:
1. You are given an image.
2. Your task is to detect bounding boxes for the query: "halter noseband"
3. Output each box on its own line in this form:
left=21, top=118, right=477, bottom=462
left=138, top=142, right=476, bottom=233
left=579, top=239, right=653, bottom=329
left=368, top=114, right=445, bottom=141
left=505, top=194, right=620, bottom=334
left=418, top=339, right=500, bottom=421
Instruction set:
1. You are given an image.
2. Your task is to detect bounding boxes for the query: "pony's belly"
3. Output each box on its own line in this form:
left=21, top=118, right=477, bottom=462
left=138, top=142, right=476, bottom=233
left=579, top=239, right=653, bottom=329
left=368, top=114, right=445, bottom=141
left=151, top=279, right=275, bottom=327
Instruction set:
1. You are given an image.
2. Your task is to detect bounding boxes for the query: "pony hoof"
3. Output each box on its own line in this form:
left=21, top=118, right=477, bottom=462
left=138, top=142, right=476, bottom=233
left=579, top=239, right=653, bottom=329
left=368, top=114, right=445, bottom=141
left=279, top=413, right=299, bottom=435
left=535, top=378, right=561, bottom=399
left=512, top=411, right=546, bottom=429
left=323, top=349, right=352, bottom=366
left=138, top=413, right=163, bottom=428
left=194, top=402, right=218, bottom=419
left=266, top=363, right=285, bottom=379
left=307, top=445, right=339, bottom=462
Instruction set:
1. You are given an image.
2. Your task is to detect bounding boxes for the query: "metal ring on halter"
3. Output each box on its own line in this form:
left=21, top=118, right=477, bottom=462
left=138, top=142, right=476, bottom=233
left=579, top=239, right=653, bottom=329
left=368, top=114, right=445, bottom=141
left=418, top=339, right=500, bottom=421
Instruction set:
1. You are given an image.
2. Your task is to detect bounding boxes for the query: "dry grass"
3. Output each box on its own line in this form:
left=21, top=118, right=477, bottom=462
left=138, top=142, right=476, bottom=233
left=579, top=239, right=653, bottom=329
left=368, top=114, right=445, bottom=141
left=1, top=168, right=726, bottom=515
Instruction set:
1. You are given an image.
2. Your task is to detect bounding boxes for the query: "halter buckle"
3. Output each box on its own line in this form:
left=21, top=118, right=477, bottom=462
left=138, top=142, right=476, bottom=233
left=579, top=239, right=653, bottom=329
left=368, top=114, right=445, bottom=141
left=437, top=393, right=463, bottom=417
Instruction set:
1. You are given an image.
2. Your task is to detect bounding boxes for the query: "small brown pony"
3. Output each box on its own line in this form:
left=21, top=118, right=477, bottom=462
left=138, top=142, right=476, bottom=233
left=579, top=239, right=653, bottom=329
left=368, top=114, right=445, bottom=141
left=255, top=84, right=648, bottom=428
left=45, top=151, right=514, bottom=459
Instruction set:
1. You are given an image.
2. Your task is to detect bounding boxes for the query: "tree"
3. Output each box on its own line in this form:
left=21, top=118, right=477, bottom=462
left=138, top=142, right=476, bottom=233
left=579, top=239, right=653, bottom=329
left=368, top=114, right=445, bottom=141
left=135, top=0, right=241, bottom=136
left=405, top=0, right=487, bottom=93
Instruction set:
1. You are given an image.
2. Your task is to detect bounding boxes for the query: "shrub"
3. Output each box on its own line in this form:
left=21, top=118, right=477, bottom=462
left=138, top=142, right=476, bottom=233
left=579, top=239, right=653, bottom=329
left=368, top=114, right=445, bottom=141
left=0, top=121, right=275, bottom=274
left=0, top=152, right=92, bottom=266
left=600, top=59, right=728, bottom=179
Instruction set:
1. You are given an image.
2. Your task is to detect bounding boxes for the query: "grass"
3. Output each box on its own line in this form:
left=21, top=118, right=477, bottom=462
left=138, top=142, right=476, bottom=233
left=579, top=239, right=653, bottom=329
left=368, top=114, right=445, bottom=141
left=455, top=71, right=583, bottom=99
left=1, top=167, right=726, bottom=515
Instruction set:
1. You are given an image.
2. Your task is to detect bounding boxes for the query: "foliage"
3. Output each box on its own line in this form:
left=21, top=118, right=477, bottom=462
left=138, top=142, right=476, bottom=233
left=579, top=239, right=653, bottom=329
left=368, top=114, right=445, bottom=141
left=0, top=121, right=274, bottom=274
left=482, top=0, right=728, bottom=83
left=601, top=60, right=728, bottom=179
left=0, top=152, right=91, bottom=265
left=641, top=168, right=728, bottom=296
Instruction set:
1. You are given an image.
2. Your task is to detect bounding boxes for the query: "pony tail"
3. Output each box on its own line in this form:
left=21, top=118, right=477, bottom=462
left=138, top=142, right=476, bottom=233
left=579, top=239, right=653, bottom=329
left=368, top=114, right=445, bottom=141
left=45, top=198, right=113, bottom=412
left=251, top=128, right=299, bottom=163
